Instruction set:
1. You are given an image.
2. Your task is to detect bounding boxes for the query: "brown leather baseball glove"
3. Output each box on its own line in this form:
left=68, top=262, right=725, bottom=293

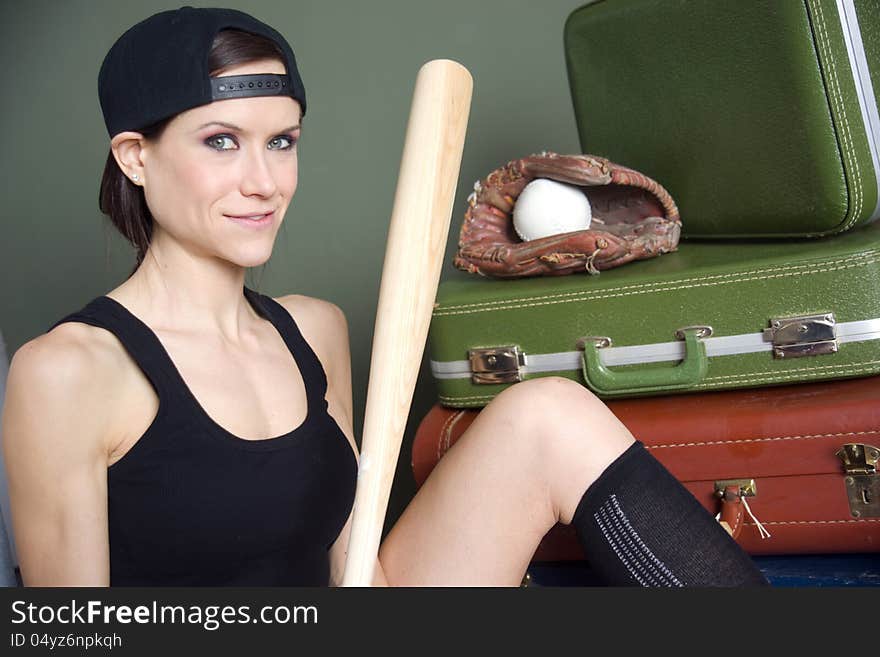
left=453, top=152, right=682, bottom=278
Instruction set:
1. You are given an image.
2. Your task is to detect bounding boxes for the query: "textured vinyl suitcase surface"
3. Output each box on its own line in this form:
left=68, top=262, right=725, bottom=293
left=430, top=221, right=880, bottom=407
left=412, top=377, right=880, bottom=558
left=565, top=0, right=880, bottom=238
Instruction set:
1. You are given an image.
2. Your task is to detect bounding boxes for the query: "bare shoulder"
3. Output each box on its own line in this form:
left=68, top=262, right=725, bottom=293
left=5, top=323, right=129, bottom=450
left=10, top=323, right=124, bottom=393
left=274, top=294, right=350, bottom=368
left=274, top=294, right=347, bottom=334
left=4, top=323, right=120, bottom=585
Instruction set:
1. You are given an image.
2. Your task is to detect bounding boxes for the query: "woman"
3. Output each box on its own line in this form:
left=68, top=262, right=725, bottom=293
left=1, top=7, right=766, bottom=587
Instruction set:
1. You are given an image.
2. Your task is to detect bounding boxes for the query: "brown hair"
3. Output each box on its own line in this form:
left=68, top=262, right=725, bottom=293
left=98, top=30, right=286, bottom=272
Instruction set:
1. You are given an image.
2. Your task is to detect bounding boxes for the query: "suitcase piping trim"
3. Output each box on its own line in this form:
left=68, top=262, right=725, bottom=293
left=744, top=519, right=880, bottom=526
left=432, top=318, right=880, bottom=377
left=645, top=429, right=880, bottom=451
left=836, top=0, right=880, bottom=223
left=431, top=419, right=880, bottom=453
left=437, top=359, right=880, bottom=406
left=811, top=0, right=868, bottom=229
left=439, top=410, right=468, bottom=460
left=815, top=0, right=880, bottom=227
left=431, top=322, right=880, bottom=399
left=433, top=251, right=879, bottom=316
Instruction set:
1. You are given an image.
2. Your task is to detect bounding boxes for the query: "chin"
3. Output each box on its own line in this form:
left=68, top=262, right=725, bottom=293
left=226, top=246, right=275, bottom=269
left=240, top=253, right=274, bottom=268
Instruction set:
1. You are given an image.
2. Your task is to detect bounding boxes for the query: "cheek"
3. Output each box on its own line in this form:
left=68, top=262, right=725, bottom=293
left=145, top=154, right=231, bottom=220
left=278, top=154, right=299, bottom=197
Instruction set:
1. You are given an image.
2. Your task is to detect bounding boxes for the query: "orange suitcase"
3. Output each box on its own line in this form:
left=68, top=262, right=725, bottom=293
left=412, top=377, right=880, bottom=559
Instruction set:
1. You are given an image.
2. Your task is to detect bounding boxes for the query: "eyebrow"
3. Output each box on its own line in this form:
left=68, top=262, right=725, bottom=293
left=195, top=121, right=302, bottom=133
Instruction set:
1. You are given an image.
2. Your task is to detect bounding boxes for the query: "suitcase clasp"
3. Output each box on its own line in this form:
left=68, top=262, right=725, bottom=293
left=712, top=479, right=772, bottom=540
left=836, top=443, right=880, bottom=518
left=762, top=313, right=838, bottom=359
left=468, top=346, right=525, bottom=384
left=714, top=479, right=757, bottom=498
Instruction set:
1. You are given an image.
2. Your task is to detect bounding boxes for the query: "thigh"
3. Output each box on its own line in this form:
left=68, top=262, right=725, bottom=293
left=378, top=399, right=554, bottom=586
left=379, top=377, right=636, bottom=586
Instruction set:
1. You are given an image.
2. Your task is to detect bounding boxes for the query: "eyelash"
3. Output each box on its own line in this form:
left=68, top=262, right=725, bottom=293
left=204, top=133, right=298, bottom=152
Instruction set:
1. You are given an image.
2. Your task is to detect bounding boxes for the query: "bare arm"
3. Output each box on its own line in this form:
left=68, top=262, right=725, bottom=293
left=277, top=296, right=388, bottom=586
left=1, top=328, right=116, bottom=586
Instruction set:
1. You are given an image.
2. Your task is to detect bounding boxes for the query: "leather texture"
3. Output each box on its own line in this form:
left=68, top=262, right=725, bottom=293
left=719, top=485, right=746, bottom=539
left=859, top=0, right=880, bottom=94
left=564, top=0, right=878, bottom=238
left=431, top=220, right=880, bottom=406
left=413, top=376, right=880, bottom=557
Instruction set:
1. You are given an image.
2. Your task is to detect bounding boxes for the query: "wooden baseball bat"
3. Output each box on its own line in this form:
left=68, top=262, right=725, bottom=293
left=342, top=59, right=473, bottom=586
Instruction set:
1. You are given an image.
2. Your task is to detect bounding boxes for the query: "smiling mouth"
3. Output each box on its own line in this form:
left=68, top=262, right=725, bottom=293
left=225, top=211, right=275, bottom=221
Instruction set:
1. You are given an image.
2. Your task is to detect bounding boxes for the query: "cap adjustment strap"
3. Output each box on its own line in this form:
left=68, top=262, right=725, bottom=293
left=211, top=74, right=292, bottom=100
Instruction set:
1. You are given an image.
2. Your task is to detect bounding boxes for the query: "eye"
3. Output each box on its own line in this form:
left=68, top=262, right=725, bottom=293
left=268, top=135, right=297, bottom=151
left=205, top=134, right=237, bottom=151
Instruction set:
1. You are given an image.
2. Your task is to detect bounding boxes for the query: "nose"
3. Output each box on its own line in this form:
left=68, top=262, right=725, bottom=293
left=239, top=147, right=278, bottom=198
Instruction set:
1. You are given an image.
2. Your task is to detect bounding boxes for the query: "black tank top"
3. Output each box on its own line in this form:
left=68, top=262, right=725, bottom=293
left=51, top=287, right=357, bottom=586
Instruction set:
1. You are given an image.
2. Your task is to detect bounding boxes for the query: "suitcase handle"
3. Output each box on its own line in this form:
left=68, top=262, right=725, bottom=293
left=580, top=327, right=709, bottom=395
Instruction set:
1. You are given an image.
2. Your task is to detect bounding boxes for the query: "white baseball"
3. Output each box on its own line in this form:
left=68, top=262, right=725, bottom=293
left=512, top=178, right=592, bottom=241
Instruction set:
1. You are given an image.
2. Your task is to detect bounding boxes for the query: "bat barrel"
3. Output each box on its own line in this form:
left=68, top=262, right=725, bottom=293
left=342, top=59, right=473, bottom=586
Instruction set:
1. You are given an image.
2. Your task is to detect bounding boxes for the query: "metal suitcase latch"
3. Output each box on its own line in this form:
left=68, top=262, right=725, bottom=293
left=714, top=479, right=757, bottom=498
left=762, top=312, right=838, bottom=359
left=712, top=479, right=772, bottom=539
left=469, top=346, right=525, bottom=384
left=836, top=443, right=880, bottom=518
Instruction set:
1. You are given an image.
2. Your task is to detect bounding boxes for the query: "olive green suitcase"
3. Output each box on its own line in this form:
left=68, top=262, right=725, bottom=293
left=429, top=221, right=880, bottom=407
left=564, top=0, right=880, bottom=238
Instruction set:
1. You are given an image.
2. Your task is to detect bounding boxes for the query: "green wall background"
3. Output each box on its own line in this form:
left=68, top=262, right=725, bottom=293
left=0, top=0, right=585, bottom=534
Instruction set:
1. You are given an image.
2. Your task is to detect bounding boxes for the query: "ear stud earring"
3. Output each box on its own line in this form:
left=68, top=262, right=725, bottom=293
left=132, top=173, right=140, bottom=181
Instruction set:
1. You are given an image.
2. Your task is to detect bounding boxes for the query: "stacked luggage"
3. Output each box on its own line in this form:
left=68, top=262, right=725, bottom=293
left=412, top=0, right=880, bottom=584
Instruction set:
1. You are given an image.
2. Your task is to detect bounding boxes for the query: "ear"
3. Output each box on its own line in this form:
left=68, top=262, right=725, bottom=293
left=110, top=131, right=148, bottom=185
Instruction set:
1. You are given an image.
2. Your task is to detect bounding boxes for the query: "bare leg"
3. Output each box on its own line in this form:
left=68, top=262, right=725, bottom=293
left=379, top=377, right=634, bottom=586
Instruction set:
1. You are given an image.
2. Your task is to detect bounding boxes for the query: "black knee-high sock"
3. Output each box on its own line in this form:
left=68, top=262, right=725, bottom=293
left=571, top=441, right=769, bottom=587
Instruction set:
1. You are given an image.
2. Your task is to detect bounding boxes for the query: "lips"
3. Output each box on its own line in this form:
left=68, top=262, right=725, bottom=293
left=226, top=211, right=274, bottom=220
left=225, top=210, right=275, bottom=227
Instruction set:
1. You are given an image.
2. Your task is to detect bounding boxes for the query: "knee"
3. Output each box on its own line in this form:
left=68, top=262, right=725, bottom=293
left=490, top=376, right=634, bottom=459
left=477, top=377, right=636, bottom=522
left=492, top=376, right=607, bottom=431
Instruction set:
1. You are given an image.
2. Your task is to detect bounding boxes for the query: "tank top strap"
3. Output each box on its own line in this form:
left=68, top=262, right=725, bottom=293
left=48, top=296, right=185, bottom=403
left=243, top=287, right=330, bottom=411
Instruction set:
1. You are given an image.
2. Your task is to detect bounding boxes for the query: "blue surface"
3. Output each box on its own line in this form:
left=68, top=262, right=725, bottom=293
left=527, top=554, right=880, bottom=587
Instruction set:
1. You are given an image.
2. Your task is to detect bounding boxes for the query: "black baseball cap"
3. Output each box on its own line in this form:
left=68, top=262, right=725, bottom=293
left=98, top=6, right=306, bottom=137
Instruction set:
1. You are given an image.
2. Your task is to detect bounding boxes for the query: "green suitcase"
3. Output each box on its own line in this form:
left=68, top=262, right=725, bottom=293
left=429, top=221, right=880, bottom=407
left=564, top=0, right=880, bottom=238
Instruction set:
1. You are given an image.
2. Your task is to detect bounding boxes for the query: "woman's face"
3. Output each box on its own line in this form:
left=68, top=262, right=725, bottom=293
left=140, top=59, right=301, bottom=268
